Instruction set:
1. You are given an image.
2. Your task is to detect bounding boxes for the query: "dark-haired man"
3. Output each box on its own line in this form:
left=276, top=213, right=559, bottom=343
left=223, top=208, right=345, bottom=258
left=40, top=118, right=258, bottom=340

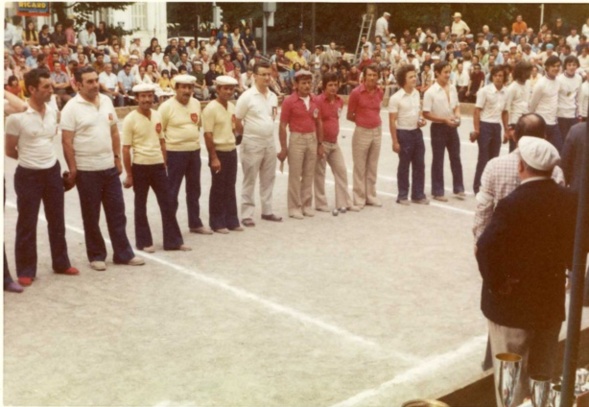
left=556, top=55, right=583, bottom=141
left=388, top=64, right=428, bottom=206
left=235, top=62, right=282, bottom=227
left=5, top=69, right=79, bottom=287
left=61, top=67, right=143, bottom=271
left=530, top=56, right=563, bottom=151
left=504, top=61, right=533, bottom=152
left=347, top=64, right=384, bottom=208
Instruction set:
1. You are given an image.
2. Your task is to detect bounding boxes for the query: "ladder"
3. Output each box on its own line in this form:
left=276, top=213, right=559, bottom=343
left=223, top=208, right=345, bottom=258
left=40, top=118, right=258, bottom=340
left=354, top=13, right=374, bottom=64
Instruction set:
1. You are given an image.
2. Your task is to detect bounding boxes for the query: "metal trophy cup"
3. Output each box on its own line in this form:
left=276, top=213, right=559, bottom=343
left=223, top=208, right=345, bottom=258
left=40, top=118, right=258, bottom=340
left=549, top=384, right=561, bottom=407
left=529, top=375, right=551, bottom=407
left=495, top=353, right=523, bottom=407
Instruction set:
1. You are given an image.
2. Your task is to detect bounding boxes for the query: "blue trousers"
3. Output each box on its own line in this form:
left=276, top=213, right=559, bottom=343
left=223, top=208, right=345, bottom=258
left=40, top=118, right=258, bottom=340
left=397, top=129, right=426, bottom=201
left=473, top=122, right=502, bottom=194
left=546, top=124, right=563, bottom=153
left=132, top=163, right=183, bottom=250
left=430, top=123, right=464, bottom=197
left=209, top=150, right=240, bottom=230
left=76, top=167, right=135, bottom=263
left=14, top=162, right=71, bottom=278
left=167, top=150, right=204, bottom=229
left=557, top=117, right=577, bottom=143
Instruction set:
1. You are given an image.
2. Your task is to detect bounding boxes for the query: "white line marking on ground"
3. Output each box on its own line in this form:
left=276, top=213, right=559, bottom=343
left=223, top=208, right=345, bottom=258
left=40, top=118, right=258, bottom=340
left=328, top=335, right=488, bottom=407
left=5, top=202, right=413, bottom=357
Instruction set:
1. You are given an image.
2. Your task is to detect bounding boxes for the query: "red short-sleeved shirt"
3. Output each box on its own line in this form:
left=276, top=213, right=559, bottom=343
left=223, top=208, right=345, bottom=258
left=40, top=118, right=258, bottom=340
left=316, top=93, right=343, bottom=143
left=280, top=92, right=318, bottom=133
left=348, top=84, right=383, bottom=129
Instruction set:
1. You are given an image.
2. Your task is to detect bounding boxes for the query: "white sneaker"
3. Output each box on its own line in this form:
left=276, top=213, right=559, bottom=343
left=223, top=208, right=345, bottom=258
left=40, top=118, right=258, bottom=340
left=90, top=261, right=107, bottom=271
left=126, top=256, right=145, bottom=266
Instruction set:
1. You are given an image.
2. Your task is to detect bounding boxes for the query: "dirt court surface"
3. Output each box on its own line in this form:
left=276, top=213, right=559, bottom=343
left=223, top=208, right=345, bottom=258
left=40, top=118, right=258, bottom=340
left=4, top=107, right=588, bottom=407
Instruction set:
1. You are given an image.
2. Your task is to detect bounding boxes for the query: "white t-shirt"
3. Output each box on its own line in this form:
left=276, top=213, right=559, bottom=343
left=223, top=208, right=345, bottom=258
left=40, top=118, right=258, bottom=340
left=504, top=81, right=530, bottom=125
left=234, top=85, right=278, bottom=143
left=579, top=81, right=589, bottom=119
left=475, top=83, right=507, bottom=123
left=60, top=93, right=119, bottom=171
left=375, top=16, right=389, bottom=39
left=388, top=88, right=420, bottom=130
left=423, top=81, right=459, bottom=118
left=5, top=103, right=59, bottom=170
left=529, top=75, right=559, bottom=125
left=556, top=72, right=583, bottom=118
left=98, top=71, right=119, bottom=90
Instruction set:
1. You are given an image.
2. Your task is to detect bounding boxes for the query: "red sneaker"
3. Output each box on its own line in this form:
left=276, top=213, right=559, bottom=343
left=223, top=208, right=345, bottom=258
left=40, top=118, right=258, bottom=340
left=55, top=267, right=79, bottom=276
left=17, top=277, right=33, bottom=287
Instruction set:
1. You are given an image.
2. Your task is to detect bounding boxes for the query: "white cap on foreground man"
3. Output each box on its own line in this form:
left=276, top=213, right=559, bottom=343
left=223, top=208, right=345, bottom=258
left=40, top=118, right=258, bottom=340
left=518, top=136, right=560, bottom=171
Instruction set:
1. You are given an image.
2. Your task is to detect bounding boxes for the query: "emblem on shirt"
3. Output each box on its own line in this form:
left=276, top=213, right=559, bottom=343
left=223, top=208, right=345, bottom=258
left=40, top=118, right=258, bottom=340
left=156, top=123, right=162, bottom=134
left=313, top=108, right=319, bottom=119
left=191, top=113, right=198, bottom=123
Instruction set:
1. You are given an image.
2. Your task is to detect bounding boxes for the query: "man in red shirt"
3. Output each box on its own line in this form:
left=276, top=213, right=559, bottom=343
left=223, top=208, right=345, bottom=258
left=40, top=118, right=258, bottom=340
left=347, top=64, right=384, bottom=208
left=278, top=70, right=324, bottom=219
left=314, top=73, right=359, bottom=213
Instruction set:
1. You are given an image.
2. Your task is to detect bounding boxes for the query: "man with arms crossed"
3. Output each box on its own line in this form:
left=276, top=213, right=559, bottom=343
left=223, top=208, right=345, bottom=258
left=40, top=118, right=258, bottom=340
left=234, top=61, right=283, bottom=227
left=61, top=66, right=144, bottom=271
left=423, top=61, right=466, bottom=202
left=158, top=75, right=212, bottom=235
left=388, top=64, right=429, bottom=205
left=278, top=70, right=324, bottom=219
left=347, top=64, right=384, bottom=208
left=314, top=72, right=359, bottom=213
left=5, top=68, right=79, bottom=286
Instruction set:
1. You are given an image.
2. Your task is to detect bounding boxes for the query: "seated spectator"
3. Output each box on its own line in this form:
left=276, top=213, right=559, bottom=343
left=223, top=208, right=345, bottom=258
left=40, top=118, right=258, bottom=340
left=25, top=46, right=39, bottom=69
left=159, top=54, right=178, bottom=74
left=99, top=63, right=123, bottom=106
left=465, top=63, right=485, bottom=102
left=22, top=20, right=39, bottom=49
left=4, top=75, right=24, bottom=100
left=92, top=52, right=106, bottom=73
left=117, top=62, right=135, bottom=104
left=39, top=24, right=51, bottom=47
left=158, top=69, right=172, bottom=92
left=50, top=60, right=72, bottom=107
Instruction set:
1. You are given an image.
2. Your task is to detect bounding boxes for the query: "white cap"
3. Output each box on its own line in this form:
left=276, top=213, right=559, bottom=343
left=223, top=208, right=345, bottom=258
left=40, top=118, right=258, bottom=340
left=453, top=12, right=462, bottom=18
left=132, top=83, right=156, bottom=94
left=384, top=12, right=391, bottom=17
left=174, top=74, right=196, bottom=84
left=518, top=136, right=560, bottom=171
left=215, top=75, right=238, bottom=86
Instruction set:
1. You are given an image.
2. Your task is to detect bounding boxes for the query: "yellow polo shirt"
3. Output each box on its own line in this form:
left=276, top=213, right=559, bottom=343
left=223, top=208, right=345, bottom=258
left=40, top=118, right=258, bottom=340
left=122, top=109, right=164, bottom=165
left=158, top=96, right=201, bottom=152
left=202, top=100, right=236, bottom=152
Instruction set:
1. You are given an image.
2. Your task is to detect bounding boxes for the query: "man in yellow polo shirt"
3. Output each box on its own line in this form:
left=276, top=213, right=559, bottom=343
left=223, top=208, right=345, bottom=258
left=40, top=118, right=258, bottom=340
left=122, top=83, right=191, bottom=252
left=158, top=74, right=212, bottom=235
left=202, top=76, right=243, bottom=234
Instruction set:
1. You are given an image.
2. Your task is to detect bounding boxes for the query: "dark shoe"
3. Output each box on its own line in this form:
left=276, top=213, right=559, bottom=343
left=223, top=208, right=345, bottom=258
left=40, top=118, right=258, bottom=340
left=261, top=214, right=283, bottom=222
left=4, top=281, right=24, bottom=293
left=242, top=218, right=256, bottom=227
left=455, top=191, right=467, bottom=199
left=433, top=195, right=448, bottom=202
left=17, top=277, right=33, bottom=287
left=55, top=267, right=80, bottom=275
left=397, top=199, right=410, bottom=206
left=412, top=198, right=430, bottom=205
left=190, top=226, right=213, bottom=235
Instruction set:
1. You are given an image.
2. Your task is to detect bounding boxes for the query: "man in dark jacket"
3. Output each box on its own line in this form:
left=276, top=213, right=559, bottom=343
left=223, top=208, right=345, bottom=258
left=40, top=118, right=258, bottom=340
left=476, top=136, right=577, bottom=406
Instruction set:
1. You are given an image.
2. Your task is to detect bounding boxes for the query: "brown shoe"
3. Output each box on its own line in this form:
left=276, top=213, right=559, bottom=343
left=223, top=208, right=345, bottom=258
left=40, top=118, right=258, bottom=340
left=261, top=214, right=282, bottom=222
left=242, top=218, right=256, bottom=227
left=190, top=226, right=213, bottom=235
left=433, top=195, right=448, bottom=202
left=229, top=226, right=244, bottom=232
left=214, top=228, right=230, bottom=234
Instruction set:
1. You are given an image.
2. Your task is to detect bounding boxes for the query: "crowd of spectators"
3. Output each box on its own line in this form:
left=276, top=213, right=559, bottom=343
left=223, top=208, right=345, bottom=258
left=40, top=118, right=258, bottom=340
left=4, top=12, right=589, bottom=110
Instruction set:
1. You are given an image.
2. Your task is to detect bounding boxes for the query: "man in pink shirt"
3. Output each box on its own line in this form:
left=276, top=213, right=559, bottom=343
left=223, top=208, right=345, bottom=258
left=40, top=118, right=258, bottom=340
left=278, top=70, right=324, bottom=219
left=314, top=72, right=358, bottom=213
left=347, top=64, right=384, bottom=208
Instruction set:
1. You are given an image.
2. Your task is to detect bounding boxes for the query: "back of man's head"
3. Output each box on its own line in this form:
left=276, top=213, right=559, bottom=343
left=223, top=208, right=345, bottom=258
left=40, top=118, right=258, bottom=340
left=515, top=113, right=546, bottom=142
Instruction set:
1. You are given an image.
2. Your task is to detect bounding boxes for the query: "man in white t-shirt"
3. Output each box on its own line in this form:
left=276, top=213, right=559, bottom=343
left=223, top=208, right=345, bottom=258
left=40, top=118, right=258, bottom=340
left=5, top=69, right=79, bottom=287
left=99, top=63, right=123, bottom=107
left=556, top=55, right=583, bottom=141
left=234, top=61, right=282, bottom=227
left=61, top=66, right=144, bottom=271
left=375, top=12, right=391, bottom=40
left=451, top=12, right=470, bottom=38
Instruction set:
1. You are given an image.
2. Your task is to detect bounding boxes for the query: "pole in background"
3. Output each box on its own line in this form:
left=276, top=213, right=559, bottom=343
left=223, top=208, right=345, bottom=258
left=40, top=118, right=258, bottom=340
left=560, top=103, right=589, bottom=407
left=311, top=2, right=316, bottom=49
left=262, top=2, right=276, bottom=56
left=540, top=4, right=545, bottom=27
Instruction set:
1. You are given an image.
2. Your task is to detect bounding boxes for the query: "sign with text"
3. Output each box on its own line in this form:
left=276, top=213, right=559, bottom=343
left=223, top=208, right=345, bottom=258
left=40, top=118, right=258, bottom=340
left=17, top=2, right=51, bottom=17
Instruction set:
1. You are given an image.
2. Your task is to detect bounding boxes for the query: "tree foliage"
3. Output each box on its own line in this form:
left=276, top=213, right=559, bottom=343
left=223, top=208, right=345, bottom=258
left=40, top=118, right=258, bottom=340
left=51, top=2, right=134, bottom=29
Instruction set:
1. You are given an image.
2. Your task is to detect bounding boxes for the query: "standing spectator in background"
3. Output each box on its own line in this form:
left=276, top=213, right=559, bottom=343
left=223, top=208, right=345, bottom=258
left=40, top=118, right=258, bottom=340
left=451, top=12, right=470, bottom=38
left=278, top=70, right=324, bottom=219
left=375, top=12, right=391, bottom=40
left=234, top=62, right=282, bottom=227
left=240, top=27, right=256, bottom=54
left=347, top=64, right=384, bottom=208
left=121, top=84, right=190, bottom=253
left=158, top=75, right=212, bottom=235
left=202, top=75, right=243, bottom=233
left=556, top=55, right=583, bottom=141
left=504, top=61, right=533, bottom=151
left=5, top=68, right=79, bottom=287
left=511, top=15, right=527, bottom=41
left=423, top=61, right=465, bottom=201
left=530, top=56, right=564, bottom=151
left=471, top=65, right=508, bottom=195
left=466, top=63, right=486, bottom=103
left=388, top=64, right=429, bottom=206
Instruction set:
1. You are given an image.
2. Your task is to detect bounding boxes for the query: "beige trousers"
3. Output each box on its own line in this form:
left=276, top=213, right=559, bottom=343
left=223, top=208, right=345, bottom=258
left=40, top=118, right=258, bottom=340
left=314, top=141, right=353, bottom=209
left=240, top=137, right=277, bottom=219
left=488, top=319, right=560, bottom=407
left=288, top=132, right=317, bottom=216
left=352, top=126, right=382, bottom=207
